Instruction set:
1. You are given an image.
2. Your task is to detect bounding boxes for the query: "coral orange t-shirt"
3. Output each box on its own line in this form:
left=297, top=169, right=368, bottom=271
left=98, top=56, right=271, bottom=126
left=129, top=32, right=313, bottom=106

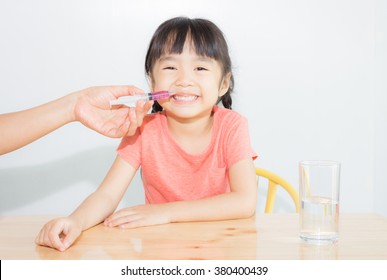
left=117, top=106, right=257, bottom=204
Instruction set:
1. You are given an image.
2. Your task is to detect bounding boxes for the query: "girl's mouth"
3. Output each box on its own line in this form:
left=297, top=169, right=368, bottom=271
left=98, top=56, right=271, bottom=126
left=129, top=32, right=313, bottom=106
left=170, top=93, right=199, bottom=103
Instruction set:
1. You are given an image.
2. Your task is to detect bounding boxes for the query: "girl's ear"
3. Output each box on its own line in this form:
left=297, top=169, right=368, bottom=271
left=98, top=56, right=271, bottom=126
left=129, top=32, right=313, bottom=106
left=218, top=72, right=232, bottom=97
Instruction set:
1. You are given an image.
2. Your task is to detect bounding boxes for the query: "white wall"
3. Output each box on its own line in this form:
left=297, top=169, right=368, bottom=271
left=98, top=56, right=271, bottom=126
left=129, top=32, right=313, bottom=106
left=0, top=0, right=385, bottom=215
left=374, top=0, right=387, bottom=216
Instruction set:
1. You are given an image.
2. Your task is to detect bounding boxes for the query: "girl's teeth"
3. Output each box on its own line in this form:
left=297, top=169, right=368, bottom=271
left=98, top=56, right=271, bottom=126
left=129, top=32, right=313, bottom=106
left=173, top=95, right=197, bottom=101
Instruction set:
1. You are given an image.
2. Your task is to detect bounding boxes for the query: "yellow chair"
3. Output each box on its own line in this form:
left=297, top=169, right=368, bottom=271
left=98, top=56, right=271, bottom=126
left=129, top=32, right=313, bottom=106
left=256, top=167, right=299, bottom=213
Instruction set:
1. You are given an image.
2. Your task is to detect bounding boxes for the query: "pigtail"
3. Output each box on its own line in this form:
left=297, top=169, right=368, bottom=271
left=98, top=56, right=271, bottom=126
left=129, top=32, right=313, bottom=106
left=219, top=74, right=234, bottom=110
left=151, top=101, right=164, bottom=113
left=220, top=94, right=232, bottom=110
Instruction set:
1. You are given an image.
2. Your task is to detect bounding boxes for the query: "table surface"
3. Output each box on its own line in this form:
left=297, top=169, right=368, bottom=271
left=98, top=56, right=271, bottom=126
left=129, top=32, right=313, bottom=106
left=1, top=213, right=387, bottom=260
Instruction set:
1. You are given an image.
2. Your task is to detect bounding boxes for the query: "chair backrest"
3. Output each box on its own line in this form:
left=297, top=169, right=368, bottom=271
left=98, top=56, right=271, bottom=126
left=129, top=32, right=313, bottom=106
left=256, top=167, right=299, bottom=213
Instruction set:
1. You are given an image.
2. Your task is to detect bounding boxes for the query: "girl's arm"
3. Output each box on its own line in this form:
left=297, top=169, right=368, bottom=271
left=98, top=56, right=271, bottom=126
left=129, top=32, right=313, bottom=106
left=168, top=158, right=257, bottom=222
left=35, top=156, right=136, bottom=251
left=104, top=158, right=257, bottom=229
left=69, top=156, right=137, bottom=229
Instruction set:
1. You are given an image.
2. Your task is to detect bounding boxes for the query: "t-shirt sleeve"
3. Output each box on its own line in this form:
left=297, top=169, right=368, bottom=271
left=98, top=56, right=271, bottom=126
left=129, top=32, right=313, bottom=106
left=117, top=130, right=142, bottom=170
left=226, top=115, right=258, bottom=168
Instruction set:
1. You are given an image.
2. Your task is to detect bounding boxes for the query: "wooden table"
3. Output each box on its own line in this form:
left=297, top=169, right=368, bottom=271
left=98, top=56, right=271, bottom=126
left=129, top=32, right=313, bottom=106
left=1, top=214, right=387, bottom=259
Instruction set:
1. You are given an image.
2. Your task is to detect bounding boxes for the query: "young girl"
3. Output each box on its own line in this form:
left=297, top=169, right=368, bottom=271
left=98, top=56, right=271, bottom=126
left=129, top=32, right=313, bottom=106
left=35, top=17, right=258, bottom=252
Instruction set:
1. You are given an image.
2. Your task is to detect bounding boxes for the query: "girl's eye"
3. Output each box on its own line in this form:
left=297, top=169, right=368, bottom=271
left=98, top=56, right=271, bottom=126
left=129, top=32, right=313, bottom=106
left=163, top=66, right=176, bottom=70
left=196, top=67, right=208, bottom=71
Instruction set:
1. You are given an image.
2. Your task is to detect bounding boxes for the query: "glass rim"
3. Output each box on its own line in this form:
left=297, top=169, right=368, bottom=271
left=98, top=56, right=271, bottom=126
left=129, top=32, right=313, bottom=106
left=299, top=160, right=341, bottom=167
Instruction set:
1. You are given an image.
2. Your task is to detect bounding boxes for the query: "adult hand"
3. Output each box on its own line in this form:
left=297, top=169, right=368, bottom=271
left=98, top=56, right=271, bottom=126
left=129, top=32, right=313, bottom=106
left=0, top=85, right=153, bottom=155
left=73, top=85, right=153, bottom=137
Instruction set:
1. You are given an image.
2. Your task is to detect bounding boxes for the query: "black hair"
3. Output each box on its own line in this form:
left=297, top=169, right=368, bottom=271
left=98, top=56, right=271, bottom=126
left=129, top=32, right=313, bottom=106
left=145, top=17, right=234, bottom=113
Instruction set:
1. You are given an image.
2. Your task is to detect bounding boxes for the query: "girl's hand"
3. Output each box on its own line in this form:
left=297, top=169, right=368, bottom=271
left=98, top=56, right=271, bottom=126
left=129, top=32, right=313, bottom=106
left=35, top=217, right=82, bottom=252
left=104, top=204, right=171, bottom=229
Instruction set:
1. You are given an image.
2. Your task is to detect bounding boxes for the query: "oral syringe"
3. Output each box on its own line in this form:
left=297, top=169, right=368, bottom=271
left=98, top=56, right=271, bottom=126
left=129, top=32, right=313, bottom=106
left=110, top=91, right=171, bottom=108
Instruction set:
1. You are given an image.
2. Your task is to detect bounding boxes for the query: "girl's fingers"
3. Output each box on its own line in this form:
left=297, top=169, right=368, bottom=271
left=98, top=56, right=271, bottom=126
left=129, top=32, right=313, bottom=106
left=48, top=224, right=67, bottom=251
left=35, top=219, right=79, bottom=252
left=119, top=219, right=144, bottom=229
left=105, top=208, right=135, bottom=222
left=105, top=211, right=141, bottom=227
left=61, top=227, right=80, bottom=250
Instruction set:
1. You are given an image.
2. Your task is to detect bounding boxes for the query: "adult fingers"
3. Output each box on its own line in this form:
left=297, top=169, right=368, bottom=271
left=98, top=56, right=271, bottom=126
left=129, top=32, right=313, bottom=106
left=110, top=85, right=144, bottom=97
left=126, top=108, right=138, bottom=136
left=135, top=100, right=153, bottom=127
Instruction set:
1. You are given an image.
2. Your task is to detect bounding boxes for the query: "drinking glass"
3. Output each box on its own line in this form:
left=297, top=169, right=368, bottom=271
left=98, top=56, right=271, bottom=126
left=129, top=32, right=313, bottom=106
left=299, top=160, right=341, bottom=243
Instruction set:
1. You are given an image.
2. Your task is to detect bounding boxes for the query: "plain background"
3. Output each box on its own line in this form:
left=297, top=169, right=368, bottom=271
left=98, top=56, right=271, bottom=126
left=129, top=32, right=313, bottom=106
left=0, top=0, right=386, bottom=216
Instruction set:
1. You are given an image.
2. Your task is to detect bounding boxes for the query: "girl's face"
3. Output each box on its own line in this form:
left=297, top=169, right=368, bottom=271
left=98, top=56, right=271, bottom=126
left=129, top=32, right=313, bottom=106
left=150, top=40, right=231, bottom=120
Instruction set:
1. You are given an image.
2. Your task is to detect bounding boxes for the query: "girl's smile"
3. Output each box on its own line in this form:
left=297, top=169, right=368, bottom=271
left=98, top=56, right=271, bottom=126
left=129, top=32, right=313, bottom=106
left=169, top=92, right=199, bottom=104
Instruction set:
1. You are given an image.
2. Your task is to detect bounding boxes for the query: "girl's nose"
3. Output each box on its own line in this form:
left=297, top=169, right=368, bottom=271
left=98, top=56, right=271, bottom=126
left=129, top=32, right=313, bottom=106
left=175, top=69, right=194, bottom=87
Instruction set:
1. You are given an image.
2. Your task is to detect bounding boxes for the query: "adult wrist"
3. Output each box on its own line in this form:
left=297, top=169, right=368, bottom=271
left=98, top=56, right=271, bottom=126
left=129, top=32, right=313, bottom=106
left=65, top=89, right=83, bottom=123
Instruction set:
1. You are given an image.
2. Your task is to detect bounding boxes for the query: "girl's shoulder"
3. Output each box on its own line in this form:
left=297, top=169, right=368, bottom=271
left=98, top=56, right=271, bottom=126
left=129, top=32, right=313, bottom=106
left=141, top=111, right=167, bottom=127
left=213, top=106, right=248, bottom=125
